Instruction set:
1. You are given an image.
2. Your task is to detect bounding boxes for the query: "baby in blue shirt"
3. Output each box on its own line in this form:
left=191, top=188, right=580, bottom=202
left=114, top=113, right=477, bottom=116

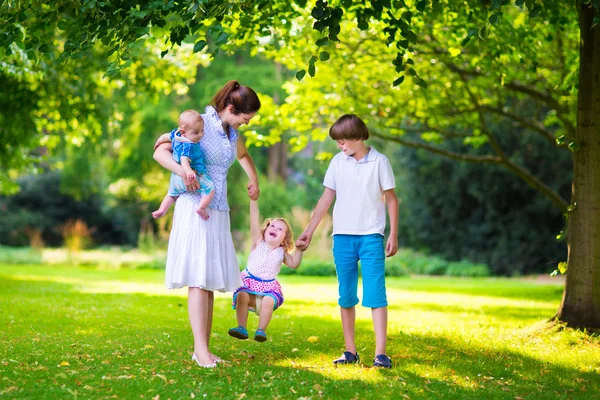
left=152, top=110, right=215, bottom=220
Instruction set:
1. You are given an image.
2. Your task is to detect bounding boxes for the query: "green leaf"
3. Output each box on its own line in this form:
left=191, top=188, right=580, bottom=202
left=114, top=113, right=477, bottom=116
left=393, top=75, right=404, bottom=86
left=193, top=40, right=207, bottom=53
left=414, top=76, right=428, bottom=88
left=319, top=51, right=330, bottom=61
left=309, top=55, right=318, bottom=64
left=529, top=6, right=541, bottom=18
left=295, top=69, right=306, bottom=81
left=311, top=6, right=324, bottom=19
left=408, top=68, right=417, bottom=76
left=557, top=261, right=567, bottom=274
left=403, top=30, right=418, bottom=44
left=316, top=37, right=329, bottom=46
left=308, top=63, right=315, bottom=77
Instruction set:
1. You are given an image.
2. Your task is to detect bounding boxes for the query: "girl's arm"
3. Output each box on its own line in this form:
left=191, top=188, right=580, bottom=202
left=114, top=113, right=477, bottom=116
left=153, top=142, right=200, bottom=191
left=236, top=137, right=260, bottom=200
left=384, top=188, right=399, bottom=257
left=295, top=187, right=336, bottom=250
left=249, top=200, right=262, bottom=250
left=283, top=249, right=304, bottom=269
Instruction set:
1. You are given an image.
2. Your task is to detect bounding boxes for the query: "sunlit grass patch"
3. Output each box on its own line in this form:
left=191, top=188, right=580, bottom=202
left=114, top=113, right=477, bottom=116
left=1, top=264, right=598, bottom=399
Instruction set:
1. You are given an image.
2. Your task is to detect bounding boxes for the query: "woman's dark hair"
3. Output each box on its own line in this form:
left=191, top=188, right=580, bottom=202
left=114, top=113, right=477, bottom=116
left=329, top=114, right=370, bottom=140
left=210, top=80, right=261, bottom=114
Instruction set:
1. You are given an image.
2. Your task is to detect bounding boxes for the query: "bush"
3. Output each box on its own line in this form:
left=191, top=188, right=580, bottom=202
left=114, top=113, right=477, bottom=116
left=446, top=260, right=490, bottom=277
left=0, top=246, right=43, bottom=264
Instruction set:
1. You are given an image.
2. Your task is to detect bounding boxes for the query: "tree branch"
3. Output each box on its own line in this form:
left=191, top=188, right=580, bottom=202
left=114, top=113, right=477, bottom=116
left=370, top=130, right=501, bottom=163
left=480, top=105, right=559, bottom=145
left=371, top=130, right=569, bottom=213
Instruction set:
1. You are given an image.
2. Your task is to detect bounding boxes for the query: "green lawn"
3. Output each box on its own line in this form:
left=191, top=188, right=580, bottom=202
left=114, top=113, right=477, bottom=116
left=1, top=265, right=598, bottom=399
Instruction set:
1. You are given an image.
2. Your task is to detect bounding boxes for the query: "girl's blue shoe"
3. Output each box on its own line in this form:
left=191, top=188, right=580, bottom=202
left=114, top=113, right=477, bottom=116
left=254, top=329, right=267, bottom=342
left=228, top=326, right=248, bottom=340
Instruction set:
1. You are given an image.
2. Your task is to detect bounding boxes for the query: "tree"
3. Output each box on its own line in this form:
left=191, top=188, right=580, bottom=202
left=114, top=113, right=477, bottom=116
left=261, top=1, right=599, bottom=330
left=1, top=0, right=598, bottom=329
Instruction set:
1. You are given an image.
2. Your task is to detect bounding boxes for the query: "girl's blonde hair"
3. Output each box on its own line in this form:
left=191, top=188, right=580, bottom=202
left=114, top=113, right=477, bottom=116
left=260, top=218, right=294, bottom=253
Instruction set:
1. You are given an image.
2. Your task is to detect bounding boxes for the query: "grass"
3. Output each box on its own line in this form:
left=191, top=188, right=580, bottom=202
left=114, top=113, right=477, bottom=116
left=1, top=264, right=598, bottom=399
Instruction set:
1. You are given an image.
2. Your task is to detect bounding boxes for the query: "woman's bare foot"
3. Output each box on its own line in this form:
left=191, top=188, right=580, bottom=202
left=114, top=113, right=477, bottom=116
left=210, top=353, right=227, bottom=363
left=192, top=352, right=216, bottom=368
left=197, top=207, right=209, bottom=220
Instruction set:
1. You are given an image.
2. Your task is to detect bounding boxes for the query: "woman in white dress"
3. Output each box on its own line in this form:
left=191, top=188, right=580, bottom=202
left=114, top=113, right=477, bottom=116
left=153, top=81, right=261, bottom=368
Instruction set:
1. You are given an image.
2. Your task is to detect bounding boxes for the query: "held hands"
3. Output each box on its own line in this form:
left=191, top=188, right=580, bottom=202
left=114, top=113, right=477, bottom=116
left=295, top=231, right=312, bottom=252
left=247, top=180, right=260, bottom=200
left=386, top=236, right=398, bottom=257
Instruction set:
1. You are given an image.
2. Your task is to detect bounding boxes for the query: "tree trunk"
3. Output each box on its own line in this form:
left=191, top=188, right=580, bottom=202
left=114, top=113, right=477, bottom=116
left=556, top=4, right=600, bottom=329
left=267, top=62, right=288, bottom=182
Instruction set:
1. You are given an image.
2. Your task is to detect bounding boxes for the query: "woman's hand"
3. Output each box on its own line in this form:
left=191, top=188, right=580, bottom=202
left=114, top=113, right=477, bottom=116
left=184, top=171, right=200, bottom=191
left=153, top=133, right=171, bottom=151
left=247, top=180, right=260, bottom=200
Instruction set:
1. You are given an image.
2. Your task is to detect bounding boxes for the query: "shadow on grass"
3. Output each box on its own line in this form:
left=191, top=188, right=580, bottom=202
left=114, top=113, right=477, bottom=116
left=0, top=273, right=596, bottom=400
left=385, top=276, right=565, bottom=302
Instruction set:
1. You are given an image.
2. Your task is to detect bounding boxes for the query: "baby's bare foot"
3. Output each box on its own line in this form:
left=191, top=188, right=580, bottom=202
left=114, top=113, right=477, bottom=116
left=197, top=207, right=209, bottom=220
left=152, top=209, right=166, bottom=219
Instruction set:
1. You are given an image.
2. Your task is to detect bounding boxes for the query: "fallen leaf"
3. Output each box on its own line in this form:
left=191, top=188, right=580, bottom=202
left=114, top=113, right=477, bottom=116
left=59, top=361, right=70, bottom=367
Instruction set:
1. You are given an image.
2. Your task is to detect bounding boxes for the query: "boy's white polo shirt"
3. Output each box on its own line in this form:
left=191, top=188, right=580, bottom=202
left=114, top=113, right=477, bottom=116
left=323, top=146, right=396, bottom=236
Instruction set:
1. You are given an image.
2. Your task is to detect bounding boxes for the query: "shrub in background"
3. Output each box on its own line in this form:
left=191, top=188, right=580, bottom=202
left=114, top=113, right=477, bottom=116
left=59, top=219, right=94, bottom=253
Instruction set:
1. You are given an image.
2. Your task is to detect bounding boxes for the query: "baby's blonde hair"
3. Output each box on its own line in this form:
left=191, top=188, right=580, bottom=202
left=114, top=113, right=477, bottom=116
left=179, top=109, right=203, bottom=126
left=260, top=218, right=294, bottom=253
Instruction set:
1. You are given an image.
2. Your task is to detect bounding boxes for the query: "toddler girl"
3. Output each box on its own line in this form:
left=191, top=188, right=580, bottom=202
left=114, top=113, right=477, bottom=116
left=152, top=110, right=215, bottom=220
left=228, top=199, right=303, bottom=342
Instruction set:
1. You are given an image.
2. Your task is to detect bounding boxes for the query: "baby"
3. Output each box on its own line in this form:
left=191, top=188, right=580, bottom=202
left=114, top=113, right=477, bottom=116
left=152, top=110, right=214, bottom=220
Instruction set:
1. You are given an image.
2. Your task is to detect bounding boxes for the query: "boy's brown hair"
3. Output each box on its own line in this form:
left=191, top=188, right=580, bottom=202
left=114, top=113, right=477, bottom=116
left=329, top=114, right=370, bottom=141
left=260, top=218, right=295, bottom=253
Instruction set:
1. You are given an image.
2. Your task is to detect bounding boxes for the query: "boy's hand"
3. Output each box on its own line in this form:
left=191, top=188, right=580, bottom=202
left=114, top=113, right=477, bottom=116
left=295, top=232, right=312, bottom=251
left=385, top=236, right=398, bottom=257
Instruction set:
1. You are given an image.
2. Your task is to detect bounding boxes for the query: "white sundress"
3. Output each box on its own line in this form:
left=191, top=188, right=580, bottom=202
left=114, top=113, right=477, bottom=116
left=164, top=106, right=243, bottom=292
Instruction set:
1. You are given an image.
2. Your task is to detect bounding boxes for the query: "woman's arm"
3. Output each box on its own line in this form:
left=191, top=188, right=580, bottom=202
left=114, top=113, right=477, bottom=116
left=153, top=142, right=200, bottom=191
left=283, top=249, right=304, bottom=269
left=236, top=138, right=260, bottom=200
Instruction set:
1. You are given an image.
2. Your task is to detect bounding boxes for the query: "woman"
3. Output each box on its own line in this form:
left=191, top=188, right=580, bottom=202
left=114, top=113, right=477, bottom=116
left=153, top=80, right=261, bottom=368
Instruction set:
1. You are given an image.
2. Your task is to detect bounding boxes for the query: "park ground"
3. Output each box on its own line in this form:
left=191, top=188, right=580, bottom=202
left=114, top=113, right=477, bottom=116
left=1, top=264, right=599, bottom=399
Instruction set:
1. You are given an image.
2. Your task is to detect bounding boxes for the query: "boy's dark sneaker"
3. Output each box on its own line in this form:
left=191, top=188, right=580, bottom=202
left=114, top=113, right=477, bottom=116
left=333, top=351, right=360, bottom=365
left=373, top=354, right=392, bottom=368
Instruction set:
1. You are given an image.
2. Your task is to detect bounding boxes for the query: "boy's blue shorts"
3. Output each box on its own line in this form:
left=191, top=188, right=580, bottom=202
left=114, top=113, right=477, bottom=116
left=332, top=234, right=387, bottom=309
